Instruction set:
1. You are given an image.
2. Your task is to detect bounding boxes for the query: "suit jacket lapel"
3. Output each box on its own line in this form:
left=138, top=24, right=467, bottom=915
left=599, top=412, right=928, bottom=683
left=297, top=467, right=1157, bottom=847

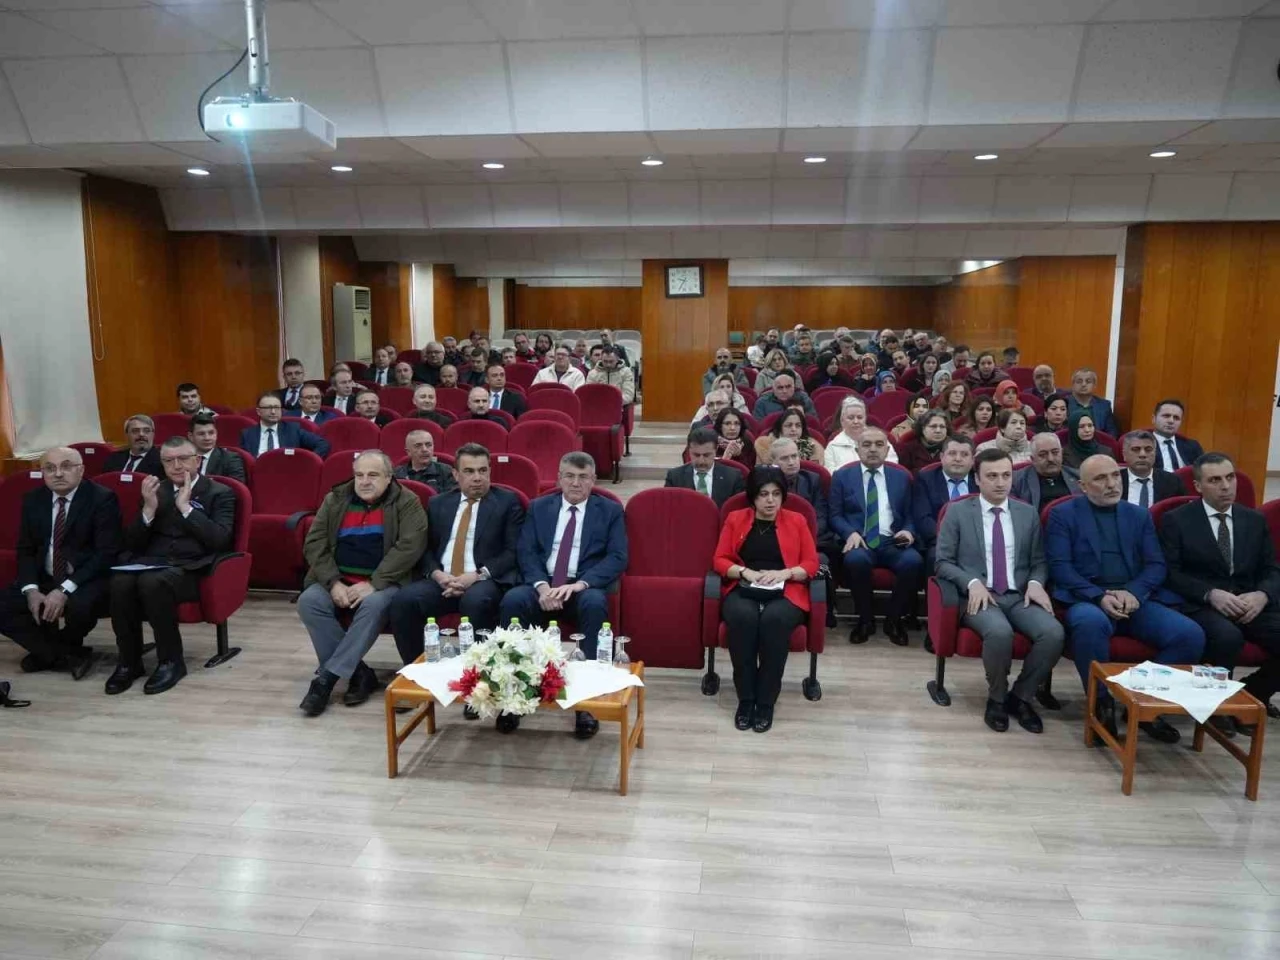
left=967, top=499, right=988, bottom=581
left=1194, top=506, right=1232, bottom=576
left=1077, top=496, right=1102, bottom=562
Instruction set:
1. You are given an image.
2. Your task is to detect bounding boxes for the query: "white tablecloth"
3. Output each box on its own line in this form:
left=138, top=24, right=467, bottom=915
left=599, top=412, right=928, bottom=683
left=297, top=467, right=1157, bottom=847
left=1109, top=661, right=1243, bottom=724
left=396, top=659, right=642, bottom=710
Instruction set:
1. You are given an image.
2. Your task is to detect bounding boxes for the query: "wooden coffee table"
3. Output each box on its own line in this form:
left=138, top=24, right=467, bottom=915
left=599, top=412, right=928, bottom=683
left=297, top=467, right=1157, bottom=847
left=384, top=660, right=645, bottom=795
left=1086, top=662, right=1267, bottom=799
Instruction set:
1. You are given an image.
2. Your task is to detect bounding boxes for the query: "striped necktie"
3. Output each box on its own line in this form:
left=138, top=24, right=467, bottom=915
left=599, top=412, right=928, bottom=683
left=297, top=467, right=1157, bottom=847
left=864, top=469, right=881, bottom=549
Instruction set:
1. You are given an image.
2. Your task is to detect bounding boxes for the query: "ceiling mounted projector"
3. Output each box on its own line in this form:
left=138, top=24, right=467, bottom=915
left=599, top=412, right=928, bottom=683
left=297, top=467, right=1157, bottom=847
left=199, top=0, right=336, bottom=153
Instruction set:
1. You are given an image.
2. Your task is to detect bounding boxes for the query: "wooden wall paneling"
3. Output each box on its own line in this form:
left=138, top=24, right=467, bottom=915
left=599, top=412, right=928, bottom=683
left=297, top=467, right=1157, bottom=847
left=727, top=286, right=937, bottom=335
left=431, top=263, right=456, bottom=343
left=932, top=260, right=1020, bottom=350
left=318, top=236, right=359, bottom=372
left=511, top=285, right=643, bottom=332
left=1016, top=256, right=1115, bottom=392
left=1112, top=227, right=1147, bottom=429
left=640, top=260, right=728, bottom=422
left=360, top=261, right=411, bottom=353
left=453, top=278, right=490, bottom=341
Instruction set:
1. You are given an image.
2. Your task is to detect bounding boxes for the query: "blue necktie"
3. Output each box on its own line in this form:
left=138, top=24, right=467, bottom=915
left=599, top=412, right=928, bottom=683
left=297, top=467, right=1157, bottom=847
left=864, top=469, right=881, bottom=549
left=949, top=478, right=963, bottom=500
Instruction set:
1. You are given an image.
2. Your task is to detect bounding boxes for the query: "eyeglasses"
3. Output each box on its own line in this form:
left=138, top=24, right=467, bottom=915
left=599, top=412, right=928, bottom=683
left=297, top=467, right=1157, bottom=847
left=160, top=455, right=197, bottom=465
left=257, top=404, right=282, bottom=412
left=43, top=462, right=83, bottom=474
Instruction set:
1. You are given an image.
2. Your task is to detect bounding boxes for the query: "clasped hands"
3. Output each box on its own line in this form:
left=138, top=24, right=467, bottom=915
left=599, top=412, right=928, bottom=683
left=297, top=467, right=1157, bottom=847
left=742, top=568, right=794, bottom=587
left=843, top=529, right=913, bottom=553
left=1208, top=588, right=1268, bottom=624
left=432, top=570, right=482, bottom=598
left=25, top=588, right=67, bottom=623
left=966, top=579, right=1053, bottom=617
left=1100, top=589, right=1140, bottom=619
left=330, top=580, right=375, bottom=609
left=537, top=580, right=586, bottom=611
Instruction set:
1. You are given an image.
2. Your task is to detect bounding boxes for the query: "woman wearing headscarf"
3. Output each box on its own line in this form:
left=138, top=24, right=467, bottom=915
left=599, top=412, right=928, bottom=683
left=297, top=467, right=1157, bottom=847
left=874, top=370, right=898, bottom=395
left=994, top=378, right=1036, bottom=421
left=930, top=369, right=952, bottom=399
left=851, top=354, right=879, bottom=394
left=804, top=352, right=858, bottom=393
left=1062, top=409, right=1100, bottom=470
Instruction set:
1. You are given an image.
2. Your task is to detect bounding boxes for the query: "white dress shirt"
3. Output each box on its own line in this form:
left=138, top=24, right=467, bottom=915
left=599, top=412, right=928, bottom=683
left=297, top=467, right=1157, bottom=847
left=372, top=367, right=389, bottom=385
left=256, top=424, right=280, bottom=456
left=533, top=365, right=586, bottom=391
left=943, top=473, right=972, bottom=500
left=441, top=496, right=480, bottom=575
left=332, top=395, right=352, bottom=414
left=22, top=485, right=79, bottom=594
left=1125, top=469, right=1153, bottom=507
left=1157, top=434, right=1183, bottom=472
left=539, top=496, right=588, bottom=585
left=976, top=496, right=1017, bottom=592
left=282, top=386, right=301, bottom=408
left=1203, top=499, right=1234, bottom=575
left=490, top=390, right=504, bottom=409
left=861, top=466, right=894, bottom=536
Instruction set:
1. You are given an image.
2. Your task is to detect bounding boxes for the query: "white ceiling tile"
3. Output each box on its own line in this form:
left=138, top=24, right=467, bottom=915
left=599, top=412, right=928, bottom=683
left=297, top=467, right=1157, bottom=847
left=425, top=184, right=493, bottom=228
left=1171, top=119, right=1280, bottom=145
left=558, top=181, right=628, bottom=226
left=319, top=139, right=425, bottom=164
left=627, top=180, right=699, bottom=225
left=4, top=57, right=143, bottom=143
left=1036, top=120, right=1208, bottom=149
left=1016, top=228, right=1071, bottom=256
left=376, top=43, right=511, bottom=137
left=229, top=186, right=296, bottom=230
left=159, top=187, right=234, bottom=230
left=440, top=234, right=490, bottom=261
left=670, top=231, right=720, bottom=258
left=0, top=72, right=29, bottom=146
left=4, top=0, right=144, bottom=7
left=271, top=48, right=386, bottom=138
left=28, top=7, right=227, bottom=54
left=913, top=229, right=969, bottom=257
left=718, top=229, right=769, bottom=258
left=1226, top=173, right=1280, bottom=219
left=783, top=127, right=921, bottom=153
left=1225, top=19, right=1280, bottom=118
left=356, top=185, right=426, bottom=228
left=918, top=176, right=997, bottom=222
left=992, top=175, right=1072, bottom=221
left=635, top=0, right=785, bottom=35
left=1074, top=21, right=1241, bottom=122
left=313, top=0, right=494, bottom=44
left=646, top=35, right=784, bottom=129
left=625, top=232, right=675, bottom=258
left=0, top=12, right=104, bottom=56
left=771, top=178, right=846, bottom=225
left=928, top=26, right=1083, bottom=125
left=815, top=229, right=868, bottom=258
left=292, top=186, right=361, bottom=228
left=1200, top=142, right=1280, bottom=160
left=509, top=40, right=643, bottom=132
left=940, top=0, right=1108, bottom=26
left=1064, top=227, right=1123, bottom=256
left=166, top=1, right=363, bottom=49
left=51, top=142, right=199, bottom=165
left=908, top=123, right=1062, bottom=151
left=1145, top=173, right=1233, bottom=220
left=472, top=0, right=637, bottom=40
left=522, top=133, right=654, bottom=157
left=787, top=31, right=930, bottom=128
left=398, top=135, right=536, bottom=161
left=578, top=231, right=626, bottom=259
left=0, top=144, right=72, bottom=166
left=867, top=229, right=915, bottom=258
left=1096, top=0, right=1264, bottom=20
left=530, top=233, right=580, bottom=260
left=963, top=229, right=1021, bottom=257
left=845, top=176, right=921, bottom=222
left=120, top=52, right=243, bottom=142
left=766, top=231, right=818, bottom=259
left=1067, top=174, right=1151, bottom=221
left=152, top=140, right=312, bottom=165
left=491, top=182, right=560, bottom=227
left=487, top=234, right=536, bottom=260
left=699, top=178, right=770, bottom=226
left=650, top=129, right=780, bottom=155
left=788, top=0, right=944, bottom=30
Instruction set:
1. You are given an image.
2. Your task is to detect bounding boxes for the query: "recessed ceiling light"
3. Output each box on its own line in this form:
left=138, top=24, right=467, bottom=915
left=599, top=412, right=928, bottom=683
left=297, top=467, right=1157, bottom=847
left=331, top=165, right=353, bottom=172
left=803, top=156, right=827, bottom=164
left=186, top=167, right=210, bottom=176
left=1149, top=150, right=1177, bottom=159
left=974, top=153, right=999, bottom=161
left=482, top=162, right=505, bottom=170
left=641, top=157, right=664, bottom=167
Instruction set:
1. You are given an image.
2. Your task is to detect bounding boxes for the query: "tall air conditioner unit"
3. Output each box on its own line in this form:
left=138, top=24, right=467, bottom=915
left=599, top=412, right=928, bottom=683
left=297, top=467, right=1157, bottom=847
left=333, top=284, right=372, bottom=362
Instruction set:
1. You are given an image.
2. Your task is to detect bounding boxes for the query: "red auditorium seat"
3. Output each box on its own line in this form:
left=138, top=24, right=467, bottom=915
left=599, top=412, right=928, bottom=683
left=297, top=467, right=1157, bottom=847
left=1175, top=465, right=1256, bottom=508
left=526, top=388, right=581, bottom=426
left=319, top=450, right=361, bottom=491
left=814, top=388, right=856, bottom=428
left=1007, top=366, right=1035, bottom=389
left=492, top=482, right=530, bottom=510
left=398, top=479, right=434, bottom=512
left=509, top=421, right=577, bottom=484
left=434, top=388, right=470, bottom=417
left=489, top=453, right=541, bottom=500
left=443, top=419, right=508, bottom=455
left=867, top=392, right=910, bottom=424
left=320, top=416, right=380, bottom=454
left=527, top=381, right=574, bottom=397
left=69, top=442, right=117, bottom=478
left=346, top=361, right=369, bottom=378
left=0, top=469, right=47, bottom=582
left=709, top=491, right=826, bottom=701
left=215, top=415, right=256, bottom=450
left=247, top=448, right=323, bottom=590
left=282, top=417, right=320, bottom=435
left=1019, top=392, right=1046, bottom=416
left=577, top=383, right=624, bottom=483
left=397, top=349, right=422, bottom=366
left=519, top=408, right=578, bottom=433
left=381, top=417, right=443, bottom=457
left=151, top=413, right=191, bottom=442
left=742, top=367, right=758, bottom=387
left=620, top=488, right=721, bottom=669
left=738, top=386, right=758, bottom=411
left=798, top=460, right=832, bottom=496
left=505, top=363, right=537, bottom=389
left=488, top=409, right=517, bottom=430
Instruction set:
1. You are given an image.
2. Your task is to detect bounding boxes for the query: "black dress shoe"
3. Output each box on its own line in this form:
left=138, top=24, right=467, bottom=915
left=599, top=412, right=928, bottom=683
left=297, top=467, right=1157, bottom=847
left=463, top=705, right=480, bottom=720
left=104, top=662, right=145, bottom=695
left=1140, top=717, right=1181, bottom=744
left=300, top=674, right=337, bottom=716
left=1004, top=694, right=1043, bottom=734
left=1093, top=698, right=1119, bottom=744
left=752, top=703, right=774, bottom=733
left=342, top=662, right=381, bottom=707
left=984, top=698, right=1009, bottom=732
left=734, top=700, right=755, bottom=731
left=20, top=653, right=53, bottom=674
left=144, top=659, right=187, bottom=695
left=1208, top=715, right=1237, bottom=739
left=884, top=618, right=909, bottom=646
left=495, top=713, right=521, bottom=734
left=903, top=613, right=922, bottom=632
left=1035, top=686, right=1063, bottom=711
left=63, top=648, right=97, bottom=682
left=574, top=711, right=599, bottom=740
left=849, top=619, right=873, bottom=644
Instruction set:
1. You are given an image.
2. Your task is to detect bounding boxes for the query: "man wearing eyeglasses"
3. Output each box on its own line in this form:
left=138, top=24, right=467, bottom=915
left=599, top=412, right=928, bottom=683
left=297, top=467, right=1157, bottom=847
left=240, top=393, right=330, bottom=458
left=105, top=437, right=236, bottom=696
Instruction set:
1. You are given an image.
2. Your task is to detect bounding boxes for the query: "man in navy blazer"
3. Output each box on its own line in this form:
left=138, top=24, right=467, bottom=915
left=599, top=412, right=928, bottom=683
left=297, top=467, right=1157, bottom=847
left=498, top=451, right=628, bottom=739
left=295, top=385, right=341, bottom=426
left=1151, top=399, right=1204, bottom=474
left=1065, top=368, right=1119, bottom=436
left=240, top=393, right=330, bottom=458
left=829, top=427, right=921, bottom=645
left=1045, top=453, right=1204, bottom=743
left=911, top=435, right=976, bottom=572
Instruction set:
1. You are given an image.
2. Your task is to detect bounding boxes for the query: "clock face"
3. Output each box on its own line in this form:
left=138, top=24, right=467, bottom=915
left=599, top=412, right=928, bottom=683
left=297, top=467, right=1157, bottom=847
left=666, top=264, right=704, bottom=298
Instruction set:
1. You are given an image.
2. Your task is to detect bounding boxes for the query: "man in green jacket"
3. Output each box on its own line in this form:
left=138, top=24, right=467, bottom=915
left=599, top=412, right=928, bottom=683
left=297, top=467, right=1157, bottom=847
left=297, top=450, right=427, bottom=716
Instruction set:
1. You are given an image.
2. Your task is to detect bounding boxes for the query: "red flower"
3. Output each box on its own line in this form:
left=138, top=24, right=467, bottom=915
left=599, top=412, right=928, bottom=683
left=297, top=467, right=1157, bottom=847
left=539, top=662, right=566, bottom=702
left=449, top=667, right=481, bottom=695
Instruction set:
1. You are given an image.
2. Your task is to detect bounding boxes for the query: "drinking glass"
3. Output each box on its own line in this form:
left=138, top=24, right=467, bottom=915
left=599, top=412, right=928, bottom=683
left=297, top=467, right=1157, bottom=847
left=567, top=634, right=587, bottom=662
left=1192, top=664, right=1210, bottom=689
left=440, top=628, right=458, bottom=659
left=613, top=635, right=631, bottom=669
left=1153, top=666, right=1173, bottom=691
left=1129, top=665, right=1150, bottom=691
left=1211, top=666, right=1229, bottom=689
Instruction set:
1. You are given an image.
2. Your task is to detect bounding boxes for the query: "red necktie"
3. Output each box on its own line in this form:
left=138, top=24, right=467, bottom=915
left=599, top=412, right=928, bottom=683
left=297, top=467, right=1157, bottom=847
left=551, top=506, right=578, bottom=587
left=52, top=497, right=68, bottom=581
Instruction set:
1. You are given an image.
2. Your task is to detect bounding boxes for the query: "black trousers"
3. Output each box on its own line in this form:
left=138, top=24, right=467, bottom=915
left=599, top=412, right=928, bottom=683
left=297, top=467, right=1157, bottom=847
left=389, top=578, right=504, bottom=663
left=0, top=577, right=109, bottom=665
left=110, top=568, right=200, bottom=665
left=721, top=589, right=804, bottom=705
left=1188, top=608, right=1280, bottom=700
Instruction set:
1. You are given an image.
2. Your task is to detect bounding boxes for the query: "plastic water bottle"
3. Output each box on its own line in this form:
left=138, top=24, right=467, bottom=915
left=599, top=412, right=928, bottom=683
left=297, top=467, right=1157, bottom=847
left=423, top=618, right=440, bottom=663
left=547, top=620, right=560, bottom=646
left=596, top=622, right=613, bottom=667
left=458, top=617, right=474, bottom=655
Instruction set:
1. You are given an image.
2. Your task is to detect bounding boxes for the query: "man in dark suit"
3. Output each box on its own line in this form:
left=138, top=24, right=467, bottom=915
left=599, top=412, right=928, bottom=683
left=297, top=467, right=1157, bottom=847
left=1029, top=365, right=1067, bottom=403
left=241, top=393, right=330, bottom=458
left=1065, top=367, right=1119, bottom=436
left=296, top=384, right=340, bottom=426
left=1120, top=430, right=1183, bottom=507
left=413, top=342, right=446, bottom=386
left=106, top=437, right=237, bottom=696
left=463, top=387, right=510, bottom=427
left=322, top=368, right=358, bottom=415
left=409, top=384, right=453, bottom=429
left=390, top=443, right=524, bottom=664
left=1152, top=399, right=1204, bottom=474
left=188, top=414, right=246, bottom=484
left=461, top=348, right=489, bottom=388
left=273, top=358, right=308, bottom=413
left=0, top=447, right=121, bottom=679
left=829, top=427, right=922, bottom=645
left=936, top=449, right=1064, bottom=733
left=351, top=390, right=396, bottom=428
left=1161, top=453, right=1280, bottom=728
left=485, top=363, right=527, bottom=418
left=664, top=427, right=744, bottom=508
left=1045, top=454, right=1204, bottom=743
left=103, top=415, right=163, bottom=477
left=1010, top=433, right=1080, bottom=511
left=912, top=435, right=976, bottom=573
left=499, top=451, right=628, bottom=739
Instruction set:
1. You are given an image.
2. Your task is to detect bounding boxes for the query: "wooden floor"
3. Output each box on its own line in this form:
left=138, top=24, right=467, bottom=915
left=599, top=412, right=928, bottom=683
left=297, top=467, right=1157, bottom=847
left=3, top=591, right=1280, bottom=960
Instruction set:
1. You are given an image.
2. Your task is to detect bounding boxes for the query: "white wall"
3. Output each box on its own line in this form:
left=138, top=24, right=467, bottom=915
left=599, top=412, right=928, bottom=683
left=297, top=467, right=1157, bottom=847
left=278, top=236, right=325, bottom=379
left=411, top=263, right=434, bottom=346
left=0, top=170, right=102, bottom=454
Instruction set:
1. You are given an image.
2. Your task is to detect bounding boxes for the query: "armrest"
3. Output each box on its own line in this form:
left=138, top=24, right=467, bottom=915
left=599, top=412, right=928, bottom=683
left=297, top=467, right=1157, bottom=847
left=927, top=577, right=961, bottom=658
left=703, top=572, right=723, bottom=649
left=284, top=510, right=314, bottom=531
left=198, top=552, right=251, bottom=622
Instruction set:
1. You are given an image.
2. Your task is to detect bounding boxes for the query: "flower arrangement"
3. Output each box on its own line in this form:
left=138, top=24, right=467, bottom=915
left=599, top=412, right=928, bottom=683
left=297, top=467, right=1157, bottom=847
left=447, top=624, right=568, bottom=719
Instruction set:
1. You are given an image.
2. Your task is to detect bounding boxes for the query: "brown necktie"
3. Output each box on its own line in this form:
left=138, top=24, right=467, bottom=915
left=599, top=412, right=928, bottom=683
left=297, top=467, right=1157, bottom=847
left=449, top=499, right=475, bottom=576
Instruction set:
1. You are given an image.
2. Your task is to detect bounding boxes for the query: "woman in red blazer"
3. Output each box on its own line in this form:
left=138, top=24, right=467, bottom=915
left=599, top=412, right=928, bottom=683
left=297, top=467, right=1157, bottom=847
left=713, top=466, right=819, bottom=734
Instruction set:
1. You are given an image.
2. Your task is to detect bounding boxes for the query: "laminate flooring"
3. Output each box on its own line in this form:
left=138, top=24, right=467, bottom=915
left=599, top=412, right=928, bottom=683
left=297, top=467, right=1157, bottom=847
left=2, top=595, right=1279, bottom=960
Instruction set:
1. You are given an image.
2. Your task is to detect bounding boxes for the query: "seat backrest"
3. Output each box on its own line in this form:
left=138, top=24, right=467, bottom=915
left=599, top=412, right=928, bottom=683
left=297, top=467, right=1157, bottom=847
left=624, top=488, right=721, bottom=577
left=719, top=491, right=818, bottom=540
left=319, top=450, right=361, bottom=491
left=398, top=479, right=434, bottom=512
left=519, top=408, right=577, bottom=432
left=798, top=460, right=832, bottom=496
left=434, top=387, right=470, bottom=416
left=380, top=417, right=443, bottom=457
left=151, top=412, right=191, bottom=443
left=505, top=363, right=537, bottom=389
left=379, top=386, right=416, bottom=415
left=282, top=416, right=319, bottom=435
left=398, top=348, right=422, bottom=366
left=1040, top=492, right=1082, bottom=529
left=251, top=448, right=323, bottom=514
left=216, top=415, right=256, bottom=450
left=973, top=427, right=998, bottom=445
left=345, top=360, right=369, bottom=378
left=509, top=421, right=579, bottom=483
left=1018, top=391, right=1045, bottom=415
left=1150, top=495, right=1199, bottom=530
left=68, top=441, right=117, bottom=478
left=490, top=453, right=541, bottom=500
left=527, top=381, right=573, bottom=396
left=1262, top=500, right=1280, bottom=554
left=320, top=416, right=381, bottom=454
left=576, top=383, right=623, bottom=428
left=489, top=408, right=517, bottom=430
left=0, top=470, right=46, bottom=547
left=814, top=388, right=856, bottom=428
left=741, top=367, right=758, bottom=387
left=443, top=419, right=509, bottom=456
left=527, top=388, right=582, bottom=424
left=866, top=392, right=909, bottom=423
left=218, top=476, right=253, bottom=553
left=1006, top=366, right=1035, bottom=389
left=492, top=482, right=531, bottom=510
left=95, top=471, right=144, bottom=527
left=1175, top=465, right=1256, bottom=508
